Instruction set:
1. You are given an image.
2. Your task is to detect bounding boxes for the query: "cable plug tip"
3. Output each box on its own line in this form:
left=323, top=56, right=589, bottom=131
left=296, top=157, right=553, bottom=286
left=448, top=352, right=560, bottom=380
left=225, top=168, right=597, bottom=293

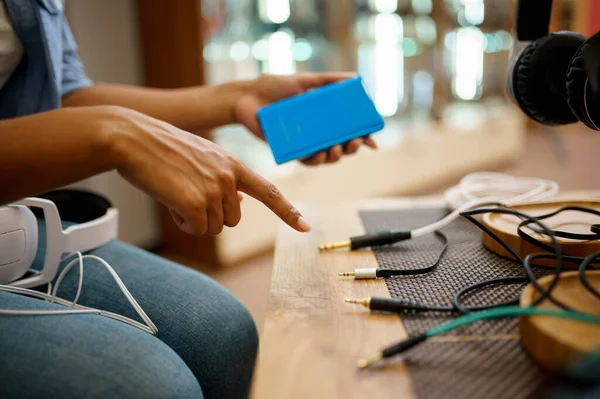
left=357, top=353, right=383, bottom=369
left=344, top=298, right=370, bottom=307
left=318, top=240, right=351, bottom=251
left=338, top=271, right=355, bottom=277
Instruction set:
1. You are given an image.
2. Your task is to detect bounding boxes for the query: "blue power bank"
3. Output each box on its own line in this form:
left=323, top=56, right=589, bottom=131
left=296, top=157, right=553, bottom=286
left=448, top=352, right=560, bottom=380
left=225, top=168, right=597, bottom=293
left=257, top=76, right=384, bottom=164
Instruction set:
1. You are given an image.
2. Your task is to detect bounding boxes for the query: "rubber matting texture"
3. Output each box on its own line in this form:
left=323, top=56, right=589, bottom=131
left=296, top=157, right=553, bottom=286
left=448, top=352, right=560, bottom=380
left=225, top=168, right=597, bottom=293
left=359, top=208, right=551, bottom=399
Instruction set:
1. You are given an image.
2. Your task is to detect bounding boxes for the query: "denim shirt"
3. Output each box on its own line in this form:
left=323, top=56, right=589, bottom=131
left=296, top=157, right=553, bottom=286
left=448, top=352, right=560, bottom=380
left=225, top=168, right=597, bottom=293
left=1, top=0, right=92, bottom=119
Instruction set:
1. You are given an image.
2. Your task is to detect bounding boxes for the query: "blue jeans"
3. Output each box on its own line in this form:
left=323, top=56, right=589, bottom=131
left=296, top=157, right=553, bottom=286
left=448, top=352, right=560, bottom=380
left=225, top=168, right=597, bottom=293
left=0, top=237, right=259, bottom=398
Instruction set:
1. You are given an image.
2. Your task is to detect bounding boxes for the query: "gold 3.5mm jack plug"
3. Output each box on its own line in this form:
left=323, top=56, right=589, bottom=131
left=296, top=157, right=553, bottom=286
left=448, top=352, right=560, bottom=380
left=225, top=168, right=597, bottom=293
left=357, top=334, right=428, bottom=369
left=318, top=240, right=351, bottom=251
left=337, top=266, right=440, bottom=279
left=344, top=297, right=453, bottom=314
left=318, top=229, right=411, bottom=252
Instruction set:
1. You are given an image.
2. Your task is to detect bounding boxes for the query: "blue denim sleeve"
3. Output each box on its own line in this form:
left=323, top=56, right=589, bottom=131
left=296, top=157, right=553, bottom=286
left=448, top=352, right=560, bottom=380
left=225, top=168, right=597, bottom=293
left=60, top=15, right=93, bottom=97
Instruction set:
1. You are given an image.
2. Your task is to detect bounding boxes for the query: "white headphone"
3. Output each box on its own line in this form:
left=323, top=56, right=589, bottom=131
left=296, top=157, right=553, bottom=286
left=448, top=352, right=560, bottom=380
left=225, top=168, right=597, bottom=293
left=0, top=190, right=118, bottom=288
left=0, top=190, right=157, bottom=334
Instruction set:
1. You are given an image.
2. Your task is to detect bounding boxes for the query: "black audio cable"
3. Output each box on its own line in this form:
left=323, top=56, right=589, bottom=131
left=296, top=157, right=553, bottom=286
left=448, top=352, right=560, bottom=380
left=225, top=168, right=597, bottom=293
left=319, top=229, right=412, bottom=251
left=338, top=231, right=447, bottom=279
left=346, top=276, right=526, bottom=316
left=318, top=201, right=501, bottom=252
left=344, top=296, right=454, bottom=314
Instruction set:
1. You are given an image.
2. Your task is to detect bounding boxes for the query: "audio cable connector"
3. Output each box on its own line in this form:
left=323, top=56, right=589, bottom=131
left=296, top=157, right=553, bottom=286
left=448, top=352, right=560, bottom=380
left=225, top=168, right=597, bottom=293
left=319, top=200, right=503, bottom=252
left=319, top=229, right=411, bottom=251
left=338, top=266, right=438, bottom=279
left=337, top=231, right=448, bottom=279
left=344, top=297, right=453, bottom=314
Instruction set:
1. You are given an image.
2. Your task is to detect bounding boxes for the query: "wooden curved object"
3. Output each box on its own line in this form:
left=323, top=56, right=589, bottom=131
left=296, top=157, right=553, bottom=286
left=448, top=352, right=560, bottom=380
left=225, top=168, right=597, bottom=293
left=481, top=199, right=600, bottom=268
left=519, top=271, right=600, bottom=372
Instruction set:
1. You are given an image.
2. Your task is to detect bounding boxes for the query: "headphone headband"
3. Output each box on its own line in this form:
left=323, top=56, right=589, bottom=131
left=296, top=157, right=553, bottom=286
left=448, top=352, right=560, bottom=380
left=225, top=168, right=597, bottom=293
left=31, top=189, right=112, bottom=222
left=9, top=189, right=119, bottom=288
left=516, top=0, right=553, bottom=41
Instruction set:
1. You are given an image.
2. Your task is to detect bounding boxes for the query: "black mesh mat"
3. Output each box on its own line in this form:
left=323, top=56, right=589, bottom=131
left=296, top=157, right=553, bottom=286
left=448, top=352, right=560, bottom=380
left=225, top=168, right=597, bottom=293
left=359, top=208, right=552, bottom=399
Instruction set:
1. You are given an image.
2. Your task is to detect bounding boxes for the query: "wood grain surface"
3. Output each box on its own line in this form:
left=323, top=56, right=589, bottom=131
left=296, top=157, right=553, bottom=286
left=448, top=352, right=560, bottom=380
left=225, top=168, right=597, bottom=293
left=520, top=271, right=600, bottom=372
left=251, top=198, right=443, bottom=399
left=481, top=198, right=600, bottom=268
left=251, top=194, right=600, bottom=397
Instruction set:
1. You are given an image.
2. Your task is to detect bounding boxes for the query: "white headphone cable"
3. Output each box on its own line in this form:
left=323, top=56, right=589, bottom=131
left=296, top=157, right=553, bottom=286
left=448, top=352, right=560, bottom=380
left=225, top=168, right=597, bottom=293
left=51, top=252, right=84, bottom=305
left=442, top=172, right=559, bottom=211
left=412, top=172, right=560, bottom=238
left=0, top=252, right=157, bottom=335
left=320, top=172, right=560, bottom=251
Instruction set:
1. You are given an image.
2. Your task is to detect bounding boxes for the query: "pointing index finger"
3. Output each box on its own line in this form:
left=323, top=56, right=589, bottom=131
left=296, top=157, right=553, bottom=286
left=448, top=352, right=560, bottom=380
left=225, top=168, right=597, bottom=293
left=237, top=166, right=311, bottom=232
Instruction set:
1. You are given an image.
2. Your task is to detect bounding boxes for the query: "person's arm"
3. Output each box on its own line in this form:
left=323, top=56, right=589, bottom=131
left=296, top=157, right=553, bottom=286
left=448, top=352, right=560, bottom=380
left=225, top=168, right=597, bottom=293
left=0, top=105, right=310, bottom=235
left=0, top=106, right=117, bottom=205
left=62, top=74, right=378, bottom=164
left=62, top=82, right=249, bottom=135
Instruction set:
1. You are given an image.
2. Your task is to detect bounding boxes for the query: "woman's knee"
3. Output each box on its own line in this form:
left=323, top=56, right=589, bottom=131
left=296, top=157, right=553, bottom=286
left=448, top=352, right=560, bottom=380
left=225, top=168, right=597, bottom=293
left=216, top=290, right=259, bottom=363
left=164, top=272, right=259, bottom=398
left=50, top=241, right=259, bottom=397
left=186, top=274, right=258, bottom=362
left=89, top=343, right=204, bottom=399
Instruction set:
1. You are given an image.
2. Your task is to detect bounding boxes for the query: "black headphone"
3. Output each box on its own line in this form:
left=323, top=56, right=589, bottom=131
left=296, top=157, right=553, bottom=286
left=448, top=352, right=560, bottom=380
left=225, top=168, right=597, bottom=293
left=507, top=0, right=600, bottom=130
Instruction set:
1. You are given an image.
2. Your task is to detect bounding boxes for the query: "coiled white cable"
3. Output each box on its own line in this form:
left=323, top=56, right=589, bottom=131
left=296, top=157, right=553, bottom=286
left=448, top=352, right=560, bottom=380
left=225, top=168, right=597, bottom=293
left=0, top=252, right=158, bottom=335
left=443, top=172, right=559, bottom=211
left=411, top=172, right=559, bottom=238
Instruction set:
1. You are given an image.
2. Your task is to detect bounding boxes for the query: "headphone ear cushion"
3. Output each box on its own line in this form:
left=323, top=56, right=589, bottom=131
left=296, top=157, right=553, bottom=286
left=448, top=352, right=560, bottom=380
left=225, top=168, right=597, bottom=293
left=566, top=40, right=599, bottom=129
left=513, top=32, right=586, bottom=125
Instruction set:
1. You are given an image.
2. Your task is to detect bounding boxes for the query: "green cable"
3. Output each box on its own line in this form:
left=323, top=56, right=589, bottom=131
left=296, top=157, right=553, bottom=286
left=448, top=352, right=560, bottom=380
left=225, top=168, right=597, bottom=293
left=426, top=306, right=600, bottom=337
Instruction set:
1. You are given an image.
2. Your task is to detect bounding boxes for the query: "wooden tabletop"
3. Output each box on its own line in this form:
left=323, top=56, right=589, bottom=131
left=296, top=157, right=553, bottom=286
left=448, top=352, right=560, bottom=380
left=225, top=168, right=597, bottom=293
left=251, top=197, right=446, bottom=399
left=250, top=191, right=600, bottom=398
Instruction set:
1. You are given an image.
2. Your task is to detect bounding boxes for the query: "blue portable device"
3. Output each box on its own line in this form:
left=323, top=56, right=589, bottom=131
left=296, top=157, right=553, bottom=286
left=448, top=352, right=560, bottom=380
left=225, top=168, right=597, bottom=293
left=257, top=76, right=384, bottom=164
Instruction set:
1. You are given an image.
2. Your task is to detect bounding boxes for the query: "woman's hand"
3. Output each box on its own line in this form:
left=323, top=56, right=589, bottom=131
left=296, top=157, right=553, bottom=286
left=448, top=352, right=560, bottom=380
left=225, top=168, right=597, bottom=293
left=234, top=73, right=378, bottom=166
left=106, top=106, right=310, bottom=235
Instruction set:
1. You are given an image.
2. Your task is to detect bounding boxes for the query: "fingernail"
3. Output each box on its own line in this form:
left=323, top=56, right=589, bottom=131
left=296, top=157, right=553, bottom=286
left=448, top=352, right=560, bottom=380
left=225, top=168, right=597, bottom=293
left=297, top=216, right=312, bottom=232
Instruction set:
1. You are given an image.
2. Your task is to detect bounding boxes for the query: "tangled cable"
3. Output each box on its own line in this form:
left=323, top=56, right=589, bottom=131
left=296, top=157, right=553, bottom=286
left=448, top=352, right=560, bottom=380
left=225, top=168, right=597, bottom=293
left=357, top=204, right=600, bottom=368
left=443, top=172, right=559, bottom=211
left=0, top=252, right=157, bottom=335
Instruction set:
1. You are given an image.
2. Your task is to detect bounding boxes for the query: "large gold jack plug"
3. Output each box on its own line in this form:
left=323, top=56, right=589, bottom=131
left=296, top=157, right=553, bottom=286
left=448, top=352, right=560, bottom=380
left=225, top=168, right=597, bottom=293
left=344, top=297, right=371, bottom=308
left=357, top=352, right=383, bottom=369
left=318, top=240, right=351, bottom=251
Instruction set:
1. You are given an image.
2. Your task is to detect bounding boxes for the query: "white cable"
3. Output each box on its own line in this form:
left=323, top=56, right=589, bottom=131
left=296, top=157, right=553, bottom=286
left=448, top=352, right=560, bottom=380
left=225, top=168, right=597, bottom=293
left=0, top=285, right=99, bottom=316
left=0, top=253, right=158, bottom=335
left=411, top=199, right=500, bottom=238
left=0, top=284, right=155, bottom=333
left=0, top=309, right=99, bottom=315
left=411, top=172, right=559, bottom=238
left=74, top=254, right=157, bottom=334
left=443, top=172, right=559, bottom=211
left=52, top=252, right=84, bottom=305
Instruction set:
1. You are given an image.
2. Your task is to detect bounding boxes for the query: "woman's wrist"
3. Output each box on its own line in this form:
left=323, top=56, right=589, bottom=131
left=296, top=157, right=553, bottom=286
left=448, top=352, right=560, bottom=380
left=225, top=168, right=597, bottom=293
left=201, top=79, right=253, bottom=127
left=223, top=79, right=254, bottom=125
left=175, top=79, right=254, bottom=132
left=88, top=105, right=141, bottom=170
